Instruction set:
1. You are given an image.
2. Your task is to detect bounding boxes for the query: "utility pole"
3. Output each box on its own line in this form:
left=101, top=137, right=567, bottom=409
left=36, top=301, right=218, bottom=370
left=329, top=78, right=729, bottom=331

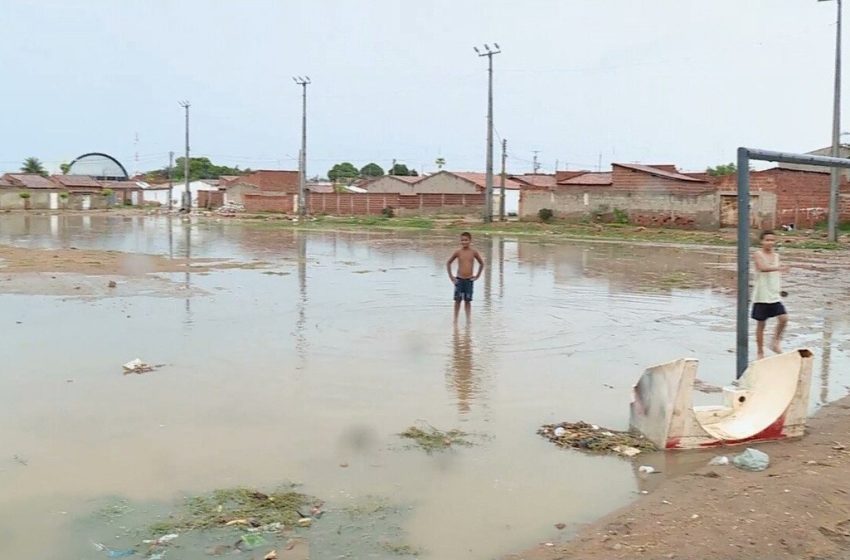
left=532, top=150, right=540, bottom=174
left=179, top=101, right=191, bottom=212
left=474, top=43, right=501, bottom=223
left=821, top=0, right=843, bottom=241
left=499, top=138, right=507, bottom=221
left=293, top=76, right=310, bottom=217
left=167, top=151, right=174, bottom=210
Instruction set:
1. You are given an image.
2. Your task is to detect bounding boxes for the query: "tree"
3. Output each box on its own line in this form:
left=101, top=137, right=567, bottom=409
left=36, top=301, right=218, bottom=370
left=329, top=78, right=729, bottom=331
left=60, top=162, right=71, bottom=175
left=143, top=157, right=244, bottom=182
left=328, top=162, right=359, bottom=182
left=360, top=163, right=384, bottom=178
left=706, top=162, right=736, bottom=177
left=21, top=157, right=48, bottom=177
left=389, top=163, right=413, bottom=176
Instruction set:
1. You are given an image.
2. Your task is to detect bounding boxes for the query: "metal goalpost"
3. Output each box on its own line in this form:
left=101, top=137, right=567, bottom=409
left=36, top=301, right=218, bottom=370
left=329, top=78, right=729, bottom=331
left=735, top=147, right=849, bottom=378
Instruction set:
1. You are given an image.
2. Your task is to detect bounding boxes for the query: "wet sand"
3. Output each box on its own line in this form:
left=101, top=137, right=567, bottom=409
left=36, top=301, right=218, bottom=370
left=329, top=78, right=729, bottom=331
left=506, top=394, right=850, bottom=560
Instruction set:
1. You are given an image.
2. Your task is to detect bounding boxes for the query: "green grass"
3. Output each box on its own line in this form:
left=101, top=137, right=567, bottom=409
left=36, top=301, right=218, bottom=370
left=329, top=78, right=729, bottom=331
left=398, top=424, right=474, bottom=453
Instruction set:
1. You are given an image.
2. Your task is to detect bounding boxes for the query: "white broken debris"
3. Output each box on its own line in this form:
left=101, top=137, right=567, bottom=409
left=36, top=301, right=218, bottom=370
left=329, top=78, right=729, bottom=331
left=122, top=358, right=155, bottom=374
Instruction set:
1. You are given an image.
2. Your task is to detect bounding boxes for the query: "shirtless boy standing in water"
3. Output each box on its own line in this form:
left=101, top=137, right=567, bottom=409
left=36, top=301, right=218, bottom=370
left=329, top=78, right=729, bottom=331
left=446, top=232, right=484, bottom=322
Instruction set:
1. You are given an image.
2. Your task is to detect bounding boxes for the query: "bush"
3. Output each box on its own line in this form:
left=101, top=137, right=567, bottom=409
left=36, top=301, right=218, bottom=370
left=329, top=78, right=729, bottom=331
left=613, top=208, right=629, bottom=224
left=538, top=208, right=554, bottom=222
left=381, top=206, right=395, bottom=218
left=59, top=192, right=69, bottom=199
left=101, top=188, right=114, bottom=197
left=18, top=191, right=30, bottom=199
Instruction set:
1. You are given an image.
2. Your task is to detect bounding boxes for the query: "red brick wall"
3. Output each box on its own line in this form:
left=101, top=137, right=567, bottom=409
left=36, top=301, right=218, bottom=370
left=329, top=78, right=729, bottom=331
left=198, top=190, right=224, bottom=208
left=243, top=192, right=485, bottom=215
left=718, top=168, right=850, bottom=228
left=243, top=193, right=295, bottom=213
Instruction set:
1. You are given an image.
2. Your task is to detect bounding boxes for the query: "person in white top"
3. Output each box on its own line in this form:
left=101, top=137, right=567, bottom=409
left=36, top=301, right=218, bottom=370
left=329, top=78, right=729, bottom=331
left=751, top=230, right=789, bottom=360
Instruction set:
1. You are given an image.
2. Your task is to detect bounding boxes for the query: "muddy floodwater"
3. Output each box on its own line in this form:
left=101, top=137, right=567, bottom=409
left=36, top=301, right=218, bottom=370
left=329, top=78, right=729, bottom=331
left=1, top=215, right=849, bottom=560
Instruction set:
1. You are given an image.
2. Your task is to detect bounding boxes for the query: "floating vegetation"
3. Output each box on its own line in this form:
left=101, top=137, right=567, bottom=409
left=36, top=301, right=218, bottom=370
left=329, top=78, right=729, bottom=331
left=399, top=423, right=474, bottom=453
left=538, top=421, right=657, bottom=456
left=149, top=487, right=314, bottom=534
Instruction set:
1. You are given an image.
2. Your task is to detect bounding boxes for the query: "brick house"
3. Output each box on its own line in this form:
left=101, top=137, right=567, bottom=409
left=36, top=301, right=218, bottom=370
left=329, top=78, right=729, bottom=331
left=360, top=175, right=421, bottom=194
left=519, top=163, right=720, bottom=229
left=414, top=171, right=523, bottom=215
left=222, top=170, right=299, bottom=206
left=0, top=173, right=66, bottom=210
left=716, top=167, right=850, bottom=228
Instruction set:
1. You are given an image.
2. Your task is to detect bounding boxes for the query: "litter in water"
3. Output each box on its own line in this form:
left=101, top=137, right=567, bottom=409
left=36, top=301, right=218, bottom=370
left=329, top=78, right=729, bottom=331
left=538, top=421, right=657, bottom=456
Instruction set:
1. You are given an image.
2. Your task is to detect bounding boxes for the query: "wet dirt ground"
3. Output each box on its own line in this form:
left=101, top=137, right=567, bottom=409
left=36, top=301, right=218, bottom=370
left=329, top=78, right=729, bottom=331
left=1, top=214, right=849, bottom=560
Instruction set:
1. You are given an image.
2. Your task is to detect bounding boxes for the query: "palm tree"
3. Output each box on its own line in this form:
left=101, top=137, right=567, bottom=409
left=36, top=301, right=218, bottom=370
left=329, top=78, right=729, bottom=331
left=21, top=157, right=48, bottom=177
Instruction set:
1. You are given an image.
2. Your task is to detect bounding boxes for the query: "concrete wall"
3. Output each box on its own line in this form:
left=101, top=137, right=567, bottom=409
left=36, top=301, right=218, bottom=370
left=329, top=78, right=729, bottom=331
left=0, top=189, right=60, bottom=210
left=362, top=176, right=416, bottom=194
left=224, top=183, right=259, bottom=205
left=198, top=190, right=225, bottom=209
left=520, top=187, right=720, bottom=229
left=719, top=191, right=777, bottom=229
left=414, top=173, right=479, bottom=194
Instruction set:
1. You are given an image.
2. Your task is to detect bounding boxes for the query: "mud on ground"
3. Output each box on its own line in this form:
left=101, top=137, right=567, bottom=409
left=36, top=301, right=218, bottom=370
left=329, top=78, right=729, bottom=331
left=505, top=395, right=850, bottom=560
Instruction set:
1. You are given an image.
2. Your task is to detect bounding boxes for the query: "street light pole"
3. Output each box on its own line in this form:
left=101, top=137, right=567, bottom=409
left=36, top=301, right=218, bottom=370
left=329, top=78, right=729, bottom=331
left=821, top=0, right=843, bottom=241
left=179, top=100, right=191, bottom=212
left=475, top=43, right=501, bottom=223
left=293, top=76, right=311, bottom=217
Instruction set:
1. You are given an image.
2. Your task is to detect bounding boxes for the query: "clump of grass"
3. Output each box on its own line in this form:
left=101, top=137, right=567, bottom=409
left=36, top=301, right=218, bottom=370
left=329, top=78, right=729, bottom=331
left=149, top=487, right=313, bottom=534
left=399, top=423, right=474, bottom=453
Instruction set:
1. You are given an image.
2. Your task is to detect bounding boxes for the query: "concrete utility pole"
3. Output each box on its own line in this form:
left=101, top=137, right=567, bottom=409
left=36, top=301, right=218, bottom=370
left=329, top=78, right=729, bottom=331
left=179, top=101, right=191, bottom=212
left=499, top=138, right=507, bottom=221
left=821, top=0, right=843, bottom=241
left=293, top=76, right=311, bottom=216
left=474, top=43, right=501, bottom=223
left=167, top=151, right=174, bottom=210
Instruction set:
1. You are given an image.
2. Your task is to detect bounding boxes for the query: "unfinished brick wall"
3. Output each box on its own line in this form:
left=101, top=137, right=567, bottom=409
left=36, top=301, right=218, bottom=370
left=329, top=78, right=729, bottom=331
left=198, top=190, right=225, bottom=209
left=243, top=193, right=295, bottom=213
left=244, top=192, right=485, bottom=215
left=718, top=169, right=850, bottom=228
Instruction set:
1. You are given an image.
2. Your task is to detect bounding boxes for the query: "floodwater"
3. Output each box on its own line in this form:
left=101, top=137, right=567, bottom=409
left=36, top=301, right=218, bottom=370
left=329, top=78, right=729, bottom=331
left=1, top=214, right=849, bottom=560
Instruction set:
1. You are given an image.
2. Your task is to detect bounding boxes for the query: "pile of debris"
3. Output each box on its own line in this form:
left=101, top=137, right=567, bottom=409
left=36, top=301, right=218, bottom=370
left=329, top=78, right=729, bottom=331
left=538, top=421, right=657, bottom=457
left=216, top=202, right=245, bottom=216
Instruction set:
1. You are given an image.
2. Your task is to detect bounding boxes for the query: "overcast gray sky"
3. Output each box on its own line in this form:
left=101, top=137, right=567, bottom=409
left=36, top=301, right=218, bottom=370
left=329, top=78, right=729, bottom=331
left=0, top=0, right=842, bottom=176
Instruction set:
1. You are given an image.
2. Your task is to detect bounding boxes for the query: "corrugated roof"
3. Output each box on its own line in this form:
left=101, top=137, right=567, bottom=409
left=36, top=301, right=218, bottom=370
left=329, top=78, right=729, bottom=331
left=614, top=163, right=706, bottom=183
left=387, top=175, right=422, bottom=183
left=559, top=172, right=613, bottom=186
left=52, top=174, right=102, bottom=188
left=511, top=174, right=557, bottom=187
left=449, top=172, right=522, bottom=190
left=3, top=174, right=59, bottom=189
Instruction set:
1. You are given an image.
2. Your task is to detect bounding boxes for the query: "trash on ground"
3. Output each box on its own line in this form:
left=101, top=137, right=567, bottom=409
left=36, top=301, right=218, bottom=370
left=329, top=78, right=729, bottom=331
left=108, top=280, right=117, bottom=288
left=399, top=422, right=474, bottom=453
left=638, top=465, right=659, bottom=474
left=297, top=517, right=312, bottom=527
left=732, top=448, right=770, bottom=472
left=142, top=534, right=179, bottom=545
left=538, top=421, right=657, bottom=456
left=264, top=551, right=277, bottom=560
left=238, top=533, right=267, bottom=551
left=92, top=542, right=136, bottom=558
left=708, top=456, right=730, bottom=466
left=122, top=358, right=155, bottom=374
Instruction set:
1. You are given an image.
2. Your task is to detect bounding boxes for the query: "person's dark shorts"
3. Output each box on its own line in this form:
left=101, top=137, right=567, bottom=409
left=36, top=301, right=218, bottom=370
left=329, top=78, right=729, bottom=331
left=751, top=302, right=787, bottom=321
left=454, top=278, right=474, bottom=302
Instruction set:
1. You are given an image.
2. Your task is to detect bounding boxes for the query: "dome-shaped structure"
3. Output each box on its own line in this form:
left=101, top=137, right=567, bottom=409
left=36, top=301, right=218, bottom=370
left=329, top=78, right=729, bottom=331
left=67, top=152, right=129, bottom=181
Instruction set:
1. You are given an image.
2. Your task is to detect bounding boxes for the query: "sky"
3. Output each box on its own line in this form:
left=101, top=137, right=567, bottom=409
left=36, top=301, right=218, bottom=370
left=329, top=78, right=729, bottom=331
left=0, top=0, right=844, bottom=177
